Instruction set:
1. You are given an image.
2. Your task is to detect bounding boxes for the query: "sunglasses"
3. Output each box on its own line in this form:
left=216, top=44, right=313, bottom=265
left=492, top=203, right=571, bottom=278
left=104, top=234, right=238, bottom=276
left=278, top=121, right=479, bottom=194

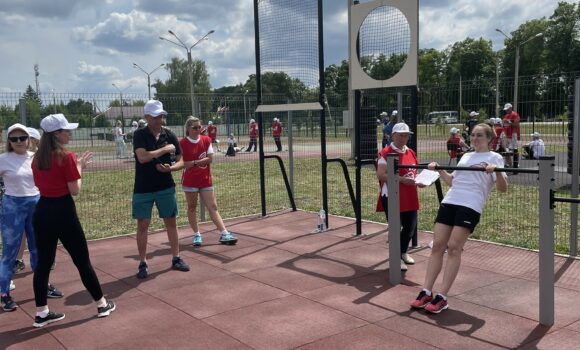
left=8, top=136, right=29, bottom=143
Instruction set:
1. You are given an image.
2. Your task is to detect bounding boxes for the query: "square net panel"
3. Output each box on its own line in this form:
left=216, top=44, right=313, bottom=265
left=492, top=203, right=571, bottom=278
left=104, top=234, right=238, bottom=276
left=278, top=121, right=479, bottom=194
left=257, top=0, right=321, bottom=107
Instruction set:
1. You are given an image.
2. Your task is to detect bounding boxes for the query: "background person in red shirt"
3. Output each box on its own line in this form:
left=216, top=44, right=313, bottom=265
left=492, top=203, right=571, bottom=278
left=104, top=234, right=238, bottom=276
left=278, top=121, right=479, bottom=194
left=31, top=114, right=115, bottom=327
left=180, top=116, right=237, bottom=246
left=375, top=123, right=426, bottom=272
left=502, top=103, right=521, bottom=168
left=447, top=127, right=468, bottom=164
left=272, top=117, right=282, bottom=152
left=246, top=118, right=258, bottom=152
left=206, top=121, right=220, bottom=152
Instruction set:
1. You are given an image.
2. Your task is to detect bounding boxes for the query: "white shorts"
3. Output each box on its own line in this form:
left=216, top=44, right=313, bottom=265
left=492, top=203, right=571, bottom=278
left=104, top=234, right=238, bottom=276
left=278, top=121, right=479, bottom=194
left=182, top=186, right=214, bottom=192
left=507, top=134, right=518, bottom=150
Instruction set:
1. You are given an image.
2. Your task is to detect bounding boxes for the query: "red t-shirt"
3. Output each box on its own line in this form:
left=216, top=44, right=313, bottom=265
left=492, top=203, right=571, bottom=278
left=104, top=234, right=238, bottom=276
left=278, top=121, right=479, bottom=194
left=32, top=152, right=80, bottom=197
left=447, top=135, right=463, bottom=158
left=272, top=122, right=282, bottom=137
left=207, top=125, right=217, bottom=141
left=376, top=145, right=420, bottom=213
left=180, top=135, right=213, bottom=188
left=492, top=126, right=504, bottom=150
left=503, top=111, right=520, bottom=139
left=249, top=122, right=258, bottom=138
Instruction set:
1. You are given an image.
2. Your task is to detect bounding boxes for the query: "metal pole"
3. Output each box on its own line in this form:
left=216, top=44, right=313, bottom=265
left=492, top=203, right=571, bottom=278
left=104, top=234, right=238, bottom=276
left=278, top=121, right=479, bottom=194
left=459, top=74, right=462, bottom=112
left=147, top=75, right=151, bottom=100
left=253, top=0, right=266, bottom=217
left=354, top=90, right=362, bottom=236
left=397, top=91, right=403, bottom=122
left=495, top=57, right=500, bottom=117
left=571, top=79, right=580, bottom=256
left=187, top=51, right=195, bottom=116
left=514, top=46, right=520, bottom=112
left=318, top=0, right=328, bottom=229
left=19, top=97, right=26, bottom=125
left=288, top=100, right=294, bottom=193
left=538, top=155, right=555, bottom=326
left=386, top=153, right=401, bottom=284
left=120, top=92, right=124, bottom=127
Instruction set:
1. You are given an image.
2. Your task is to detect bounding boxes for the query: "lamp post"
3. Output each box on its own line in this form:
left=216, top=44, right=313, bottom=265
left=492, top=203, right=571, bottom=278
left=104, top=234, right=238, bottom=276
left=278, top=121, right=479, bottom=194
left=496, top=29, right=544, bottom=112
left=159, top=29, right=215, bottom=116
left=133, top=63, right=165, bottom=100
left=112, top=83, right=132, bottom=127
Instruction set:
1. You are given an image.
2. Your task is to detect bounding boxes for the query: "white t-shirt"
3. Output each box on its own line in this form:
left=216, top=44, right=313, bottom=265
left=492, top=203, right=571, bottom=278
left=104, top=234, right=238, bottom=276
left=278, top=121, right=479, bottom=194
left=114, top=126, right=124, bottom=142
left=0, top=151, right=39, bottom=197
left=528, top=139, right=545, bottom=159
left=442, top=151, right=505, bottom=213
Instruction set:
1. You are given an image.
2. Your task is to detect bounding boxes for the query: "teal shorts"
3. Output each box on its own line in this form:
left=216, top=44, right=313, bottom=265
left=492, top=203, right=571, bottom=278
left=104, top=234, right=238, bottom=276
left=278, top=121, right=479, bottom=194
left=132, top=187, right=178, bottom=219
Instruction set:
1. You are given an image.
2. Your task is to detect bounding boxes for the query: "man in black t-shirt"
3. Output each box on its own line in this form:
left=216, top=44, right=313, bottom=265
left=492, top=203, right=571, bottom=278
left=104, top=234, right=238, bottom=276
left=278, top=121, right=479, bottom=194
left=463, top=111, right=479, bottom=147
left=132, top=100, right=189, bottom=279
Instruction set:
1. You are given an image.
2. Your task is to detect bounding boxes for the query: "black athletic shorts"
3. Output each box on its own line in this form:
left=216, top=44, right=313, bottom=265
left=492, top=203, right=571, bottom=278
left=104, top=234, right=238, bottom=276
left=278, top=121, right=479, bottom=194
left=435, top=203, right=481, bottom=233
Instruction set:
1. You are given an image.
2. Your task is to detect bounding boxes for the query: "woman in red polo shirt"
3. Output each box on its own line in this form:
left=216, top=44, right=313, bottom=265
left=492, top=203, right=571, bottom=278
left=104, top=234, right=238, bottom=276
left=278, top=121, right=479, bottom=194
left=181, top=116, right=238, bottom=247
left=31, top=114, right=115, bottom=328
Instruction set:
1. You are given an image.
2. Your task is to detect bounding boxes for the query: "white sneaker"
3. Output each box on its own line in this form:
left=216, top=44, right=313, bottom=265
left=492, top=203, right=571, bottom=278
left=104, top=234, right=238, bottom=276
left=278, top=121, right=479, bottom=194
left=402, top=253, right=415, bottom=265
left=9, top=280, right=15, bottom=291
left=400, top=259, right=408, bottom=271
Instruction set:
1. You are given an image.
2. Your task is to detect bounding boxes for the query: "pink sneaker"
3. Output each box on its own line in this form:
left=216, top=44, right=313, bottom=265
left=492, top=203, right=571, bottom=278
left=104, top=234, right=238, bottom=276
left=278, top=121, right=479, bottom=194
left=425, top=294, right=448, bottom=314
left=410, top=290, right=433, bottom=309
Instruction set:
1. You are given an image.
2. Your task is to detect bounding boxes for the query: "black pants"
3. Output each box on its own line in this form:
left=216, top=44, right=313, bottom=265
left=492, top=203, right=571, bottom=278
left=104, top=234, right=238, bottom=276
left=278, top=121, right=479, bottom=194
left=274, top=137, right=282, bottom=151
left=33, top=195, right=103, bottom=307
left=381, top=195, right=417, bottom=254
left=247, top=138, right=257, bottom=152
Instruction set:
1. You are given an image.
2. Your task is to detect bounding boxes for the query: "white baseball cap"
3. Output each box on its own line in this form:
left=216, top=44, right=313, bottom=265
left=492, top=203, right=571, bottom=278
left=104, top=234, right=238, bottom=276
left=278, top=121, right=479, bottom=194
left=40, top=114, right=79, bottom=133
left=494, top=118, right=502, bottom=125
left=144, top=100, right=167, bottom=117
left=503, top=103, right=513, bottom=110
left=469, top=111, right=479, bottom=117
left=7, top=123, right=30, bottom=136
left=208, top=121, right=213, bottom=125
left=531, top=132, right=541, bottom=138
left=380, top=111, right=388, bottom=116
left=131, top=121, right=138, bottom=126
left=450, top=127, right=458, bottom=134
left=250, top=119, right=255, bottom=123
left=391, top=110, right=398, bottom=116
left=391, top=122, right=413, bottom=134
left=27, top=127, right=41, bottom=140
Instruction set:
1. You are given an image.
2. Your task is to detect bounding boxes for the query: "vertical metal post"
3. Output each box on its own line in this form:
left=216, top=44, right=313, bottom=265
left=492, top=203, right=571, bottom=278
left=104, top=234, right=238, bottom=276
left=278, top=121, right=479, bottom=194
left=571, top=78, right=580, bottom=256
left=397, top=91, right=403, bottom=122
left=253, top=0, right=266, bottom=217
left=538, top=155, right=555, bottom=326
left=288, top=101, right=294, bottom=193
left=318, top=0, right=328, bottom=229
left=514, top=46, right=520, bottom=112
left=19, top=98, right=26, bottom=125
left=386, top=154, right=401, bottom=284
left=354, top=90, right=362, bottom=236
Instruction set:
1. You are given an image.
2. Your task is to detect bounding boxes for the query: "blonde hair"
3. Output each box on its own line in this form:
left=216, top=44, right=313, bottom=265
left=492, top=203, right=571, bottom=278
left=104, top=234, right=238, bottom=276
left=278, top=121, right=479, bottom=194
left=184, top=116, right=201, bottom=137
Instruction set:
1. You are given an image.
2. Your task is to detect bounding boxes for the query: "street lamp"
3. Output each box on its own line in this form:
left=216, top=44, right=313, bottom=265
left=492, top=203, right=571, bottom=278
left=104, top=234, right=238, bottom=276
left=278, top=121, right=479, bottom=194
left=496, top=28, right=544, bottom=112
left=112, top=83, right=132, bottom=127
left=159, top=29, right=215, bottom=116
left=133, top=63, right=165, bottom=100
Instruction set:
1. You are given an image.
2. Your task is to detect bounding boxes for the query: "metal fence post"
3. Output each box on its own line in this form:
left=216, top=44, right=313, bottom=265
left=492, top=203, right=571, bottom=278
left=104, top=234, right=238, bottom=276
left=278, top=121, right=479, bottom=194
left=571, top=78, right=580, bottom=256
left=386, top=153, right=401, bottom=284
left=538, top=155, right=555, bottom=326
left=19, top=97, right=26, bottom=125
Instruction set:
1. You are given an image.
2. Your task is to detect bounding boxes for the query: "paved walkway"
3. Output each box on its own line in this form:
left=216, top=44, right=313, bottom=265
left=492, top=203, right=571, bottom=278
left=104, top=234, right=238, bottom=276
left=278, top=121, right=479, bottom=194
left=2, top=211, right=580, bottom=349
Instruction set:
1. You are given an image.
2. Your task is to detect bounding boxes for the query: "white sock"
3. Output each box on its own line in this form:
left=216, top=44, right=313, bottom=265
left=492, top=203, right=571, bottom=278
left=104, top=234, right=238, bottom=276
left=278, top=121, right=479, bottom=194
left=221, top=230, right=228, bottom=235
left=422, top=288, right=432, bottom=297
left=438, top=294, right=447, bottom=300
left=195, top=231, right=201, bottom=236
left=36, top=307, right=49, bottom=318
left=96, top=297, right=107, bottom=308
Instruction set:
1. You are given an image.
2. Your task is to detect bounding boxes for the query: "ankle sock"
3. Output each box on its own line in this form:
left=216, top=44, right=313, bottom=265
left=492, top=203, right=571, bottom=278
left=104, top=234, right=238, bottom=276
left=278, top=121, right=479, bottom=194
left=37, top=308, right=49, bottom=318
left=221, top=230, right=228, bottom=235
left=438, top=294, right=447, bottom=300
left=422, top=288, right=432, bottom=297
left=97, top=298, right=107, bottom=308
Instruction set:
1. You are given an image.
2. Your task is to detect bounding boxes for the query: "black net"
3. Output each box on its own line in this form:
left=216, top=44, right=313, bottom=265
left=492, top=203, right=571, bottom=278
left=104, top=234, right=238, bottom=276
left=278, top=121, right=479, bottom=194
left=257, top=0, right=320, bottom=101
left=357, top=5, right=411, bottom=81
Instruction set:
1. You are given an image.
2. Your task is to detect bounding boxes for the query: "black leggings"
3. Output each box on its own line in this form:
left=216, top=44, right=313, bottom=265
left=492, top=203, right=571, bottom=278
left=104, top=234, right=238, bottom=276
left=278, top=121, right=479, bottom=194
left=381, top=195, right=417, bottom=254
left=33, top=195, right=103, bottom=307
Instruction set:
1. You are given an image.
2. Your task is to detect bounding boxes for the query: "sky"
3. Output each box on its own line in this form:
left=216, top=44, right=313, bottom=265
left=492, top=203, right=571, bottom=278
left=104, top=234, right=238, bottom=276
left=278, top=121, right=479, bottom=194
left=0, top=0, right=569, bottom=96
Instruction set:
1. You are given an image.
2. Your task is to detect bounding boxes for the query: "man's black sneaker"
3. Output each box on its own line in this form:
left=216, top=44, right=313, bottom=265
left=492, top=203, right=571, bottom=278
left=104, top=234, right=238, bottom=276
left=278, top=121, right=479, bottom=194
left=97, top=300, right=116, bottom=318
left=47, top=284, right=64, bottom=298
left=171, top=257, right=190, bottom=272
left=1, top=294, right=18, bottom=312
left=136, top=261, right=148, bottom=279
left=13, top=259, right=25, bottom=273
left=33, top=311, right=65, bottom=327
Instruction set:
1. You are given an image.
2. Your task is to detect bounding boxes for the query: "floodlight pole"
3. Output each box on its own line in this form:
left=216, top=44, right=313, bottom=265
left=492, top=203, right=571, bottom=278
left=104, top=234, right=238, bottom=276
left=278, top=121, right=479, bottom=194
left=112, top=83, right=131, bottom=127
left=160, top=30, right=215, bottom=116
left=133, top=63, right=165, bottom=100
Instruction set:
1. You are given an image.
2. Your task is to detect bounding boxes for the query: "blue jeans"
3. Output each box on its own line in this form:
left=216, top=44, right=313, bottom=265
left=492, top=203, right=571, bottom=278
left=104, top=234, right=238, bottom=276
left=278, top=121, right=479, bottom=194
left=0, top=194, right=39, bottom=294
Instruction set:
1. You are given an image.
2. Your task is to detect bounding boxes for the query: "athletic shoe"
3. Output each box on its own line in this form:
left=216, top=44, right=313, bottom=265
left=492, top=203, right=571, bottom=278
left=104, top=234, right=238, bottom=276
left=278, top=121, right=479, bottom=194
left=402, top=253, right=415, bottom=265
left=425, top=294, right=449, bottom=314
left=33, top=311, right=65, bottom=327
left=1, top=294, right=18, bottom=312
left=192, top=233, right=203, bottom=247
left=47, top=284, right=64, bottom=299
left=400, top=259, right=408, bottom=271
left=410, top=290, right=433, bottom=309
left=136, top=261, right=148, bottom=279
left=13, top=259, right=25, bottom=273
left=219, top=232, right=238, bottom=245
left=97, top=300, right=116, bottom=318
left=171, top=257, right=190, bottom=272
left=9, top=280, right=15, bottom=291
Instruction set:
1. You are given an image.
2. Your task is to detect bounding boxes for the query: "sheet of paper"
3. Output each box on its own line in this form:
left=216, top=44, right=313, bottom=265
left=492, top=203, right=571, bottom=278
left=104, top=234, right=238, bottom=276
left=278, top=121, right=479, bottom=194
left=415, top=169, right=440, bottom=186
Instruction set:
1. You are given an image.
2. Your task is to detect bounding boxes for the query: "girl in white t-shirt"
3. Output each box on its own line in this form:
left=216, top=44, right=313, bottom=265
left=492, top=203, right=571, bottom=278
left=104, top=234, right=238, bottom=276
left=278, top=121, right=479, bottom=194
left=410, top=123, right=508, bottom=314
left=113, top=120, right=126, bottom=158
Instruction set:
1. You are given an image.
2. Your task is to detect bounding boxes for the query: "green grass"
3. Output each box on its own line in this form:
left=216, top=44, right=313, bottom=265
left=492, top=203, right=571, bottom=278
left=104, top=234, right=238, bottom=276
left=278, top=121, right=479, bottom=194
left=70, top=156, right=576, bottom=255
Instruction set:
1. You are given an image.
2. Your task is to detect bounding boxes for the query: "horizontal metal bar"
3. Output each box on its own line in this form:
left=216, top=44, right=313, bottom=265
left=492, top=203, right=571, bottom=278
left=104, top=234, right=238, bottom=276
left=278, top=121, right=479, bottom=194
left=553, top=197, right=580, bottom=204
left=397, top=164, right=539, bottom=174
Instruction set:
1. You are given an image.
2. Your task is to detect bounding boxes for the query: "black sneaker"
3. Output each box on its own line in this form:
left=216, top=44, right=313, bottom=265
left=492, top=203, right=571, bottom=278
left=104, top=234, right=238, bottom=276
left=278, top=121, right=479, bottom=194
left=33, top=311, right=65, bottom=327
left=97, top=300, right=116, bottom=318
left=171, top=257, right=190, bottom=272
left=136, top=261, right=148, bottom=279
left=1, top=294, right=18, bottom=312
left=13, top=259, right=25, bottom=274
left=47, top=284, right=64, bottom=298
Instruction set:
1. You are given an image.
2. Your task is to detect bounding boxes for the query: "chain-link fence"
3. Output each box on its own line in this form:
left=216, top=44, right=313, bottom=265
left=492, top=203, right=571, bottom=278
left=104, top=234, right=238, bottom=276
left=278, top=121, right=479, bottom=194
left=1, top=72, right=578, bottom=255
